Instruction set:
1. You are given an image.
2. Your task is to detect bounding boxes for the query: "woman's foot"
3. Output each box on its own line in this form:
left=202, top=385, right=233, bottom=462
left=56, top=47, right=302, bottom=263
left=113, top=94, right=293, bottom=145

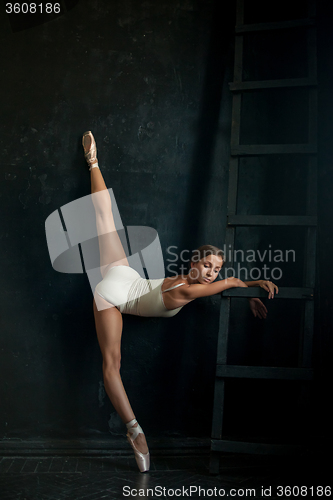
left=126, top=418, right=150, bottom=472
left=82, top=131, right=99, bottom=170
left=131, top=422, right=149, bottom=454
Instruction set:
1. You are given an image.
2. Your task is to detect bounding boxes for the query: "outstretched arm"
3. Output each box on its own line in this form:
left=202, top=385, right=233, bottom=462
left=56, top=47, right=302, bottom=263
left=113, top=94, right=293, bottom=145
left=179, top=278, right=277, bottom=320
left=179, top=277, right=248, bottom=301
left=244, top=279, right=279, bottom=299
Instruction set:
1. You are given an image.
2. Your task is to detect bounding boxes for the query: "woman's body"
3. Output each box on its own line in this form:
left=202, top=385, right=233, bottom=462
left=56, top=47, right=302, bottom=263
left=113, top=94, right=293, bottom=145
left=95, top=265, right=187, bottom=317
left=83, top=131, right=278, bottom=471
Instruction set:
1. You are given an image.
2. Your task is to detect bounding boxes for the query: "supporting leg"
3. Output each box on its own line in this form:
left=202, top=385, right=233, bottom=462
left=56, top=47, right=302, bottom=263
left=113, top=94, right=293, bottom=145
left=93, top=298, right=148, bottom=455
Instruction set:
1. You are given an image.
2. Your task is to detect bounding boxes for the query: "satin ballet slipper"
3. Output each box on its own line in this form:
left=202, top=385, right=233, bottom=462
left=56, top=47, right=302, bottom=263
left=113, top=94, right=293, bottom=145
left=82, top=131, right=99, bottom=170
left=126, top=418, right=150, bottom=473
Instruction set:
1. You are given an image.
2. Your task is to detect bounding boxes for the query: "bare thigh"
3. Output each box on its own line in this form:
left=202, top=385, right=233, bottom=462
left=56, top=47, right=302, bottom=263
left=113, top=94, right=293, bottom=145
left=92, top=189, right=129, bottom=278
left=93, top=294, right=123, bottom=363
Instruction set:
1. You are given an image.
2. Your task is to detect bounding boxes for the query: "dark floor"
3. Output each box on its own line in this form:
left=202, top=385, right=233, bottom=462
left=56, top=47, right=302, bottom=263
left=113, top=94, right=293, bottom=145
left=0, top=450, right=329, bottom=500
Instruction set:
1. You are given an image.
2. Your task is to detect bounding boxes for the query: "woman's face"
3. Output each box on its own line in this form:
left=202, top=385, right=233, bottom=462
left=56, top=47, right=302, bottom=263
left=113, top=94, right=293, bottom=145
left=190, top=254, right=223, bottom=284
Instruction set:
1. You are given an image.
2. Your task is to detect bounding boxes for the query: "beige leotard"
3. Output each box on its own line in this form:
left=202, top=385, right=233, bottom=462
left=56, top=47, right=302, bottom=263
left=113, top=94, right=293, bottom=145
left=95, top=265, right=186, bottom=317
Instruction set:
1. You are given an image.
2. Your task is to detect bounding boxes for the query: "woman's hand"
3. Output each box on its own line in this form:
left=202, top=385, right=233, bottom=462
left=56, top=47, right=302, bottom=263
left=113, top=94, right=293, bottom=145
left=259, top=280, right=278, bottom=299
left=248, top=298, right=267, bottom=319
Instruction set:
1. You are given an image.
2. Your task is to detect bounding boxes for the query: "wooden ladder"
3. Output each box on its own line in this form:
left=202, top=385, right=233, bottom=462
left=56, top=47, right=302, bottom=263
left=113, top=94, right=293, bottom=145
left=209, top=0, right=317, bottom=474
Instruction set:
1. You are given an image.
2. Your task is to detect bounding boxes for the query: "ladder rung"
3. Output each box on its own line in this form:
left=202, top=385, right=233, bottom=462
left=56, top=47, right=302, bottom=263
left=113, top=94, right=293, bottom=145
left=231, top=144, right=317, bottom=155
left=216, top=365, right=313, bottom=380
left=229, top=77, right=317, bottom=91
left=221, top=287, right=314, bottom=300
left=211, top=439, right=306, bottom=455
left=235, top=18, right=315, bottom=34
left=227, top=215, right=317, bottom=226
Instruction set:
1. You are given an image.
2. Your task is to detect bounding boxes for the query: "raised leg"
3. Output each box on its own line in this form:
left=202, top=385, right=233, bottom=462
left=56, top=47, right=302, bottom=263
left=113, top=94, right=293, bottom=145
left=91, top=168, right=129, bottom=277
left=93, top=298, right=149, bottom=455
left=83, top=132, right=129, bottom=279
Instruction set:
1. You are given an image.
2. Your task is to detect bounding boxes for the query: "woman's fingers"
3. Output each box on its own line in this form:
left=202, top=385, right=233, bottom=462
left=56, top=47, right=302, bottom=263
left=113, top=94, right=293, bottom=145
left=259, top=303, right=267, bottom=318
left=257, top=309, right=265, bottom=319
left=259, top=300, right=267, bottom=318
left=262, top=283, right=273, bottom=299
left=270, top=283, right=279, bottom=297
left=263, top=281, right=279, bottom=299
left=261, top=302, right=268, bottom=314
left=250, top=298, right=269, bottom=319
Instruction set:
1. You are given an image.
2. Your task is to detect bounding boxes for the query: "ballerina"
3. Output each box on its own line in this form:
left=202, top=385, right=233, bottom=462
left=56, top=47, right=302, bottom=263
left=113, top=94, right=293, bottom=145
left=82, top=131, right=278, bottom=472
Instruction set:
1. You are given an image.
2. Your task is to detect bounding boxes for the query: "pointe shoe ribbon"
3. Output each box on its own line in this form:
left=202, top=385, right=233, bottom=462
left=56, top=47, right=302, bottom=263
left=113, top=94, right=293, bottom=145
left=82, top=130, right=99, bottom=170
left=126, top=418, right=150, bottom=473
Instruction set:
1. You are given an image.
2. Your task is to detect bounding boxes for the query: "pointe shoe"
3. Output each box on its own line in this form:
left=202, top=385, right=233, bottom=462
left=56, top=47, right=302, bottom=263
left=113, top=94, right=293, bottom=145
left=82, top=131, right=99, bottom=170
left=126, top=418, right=150, bottom=473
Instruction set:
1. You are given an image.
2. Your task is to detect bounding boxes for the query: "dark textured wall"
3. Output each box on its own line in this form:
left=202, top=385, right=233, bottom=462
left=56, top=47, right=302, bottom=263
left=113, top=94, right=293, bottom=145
left=0, top=0, right=234, bottom=442
left=0, top=0, right=332, bottom=447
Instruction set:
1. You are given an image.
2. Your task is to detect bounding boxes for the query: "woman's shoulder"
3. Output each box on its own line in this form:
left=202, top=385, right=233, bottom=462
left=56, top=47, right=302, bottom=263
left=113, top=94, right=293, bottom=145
left=161, top=275, right=193, bottom=308
left=162, top=275, right=188, bottom=289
